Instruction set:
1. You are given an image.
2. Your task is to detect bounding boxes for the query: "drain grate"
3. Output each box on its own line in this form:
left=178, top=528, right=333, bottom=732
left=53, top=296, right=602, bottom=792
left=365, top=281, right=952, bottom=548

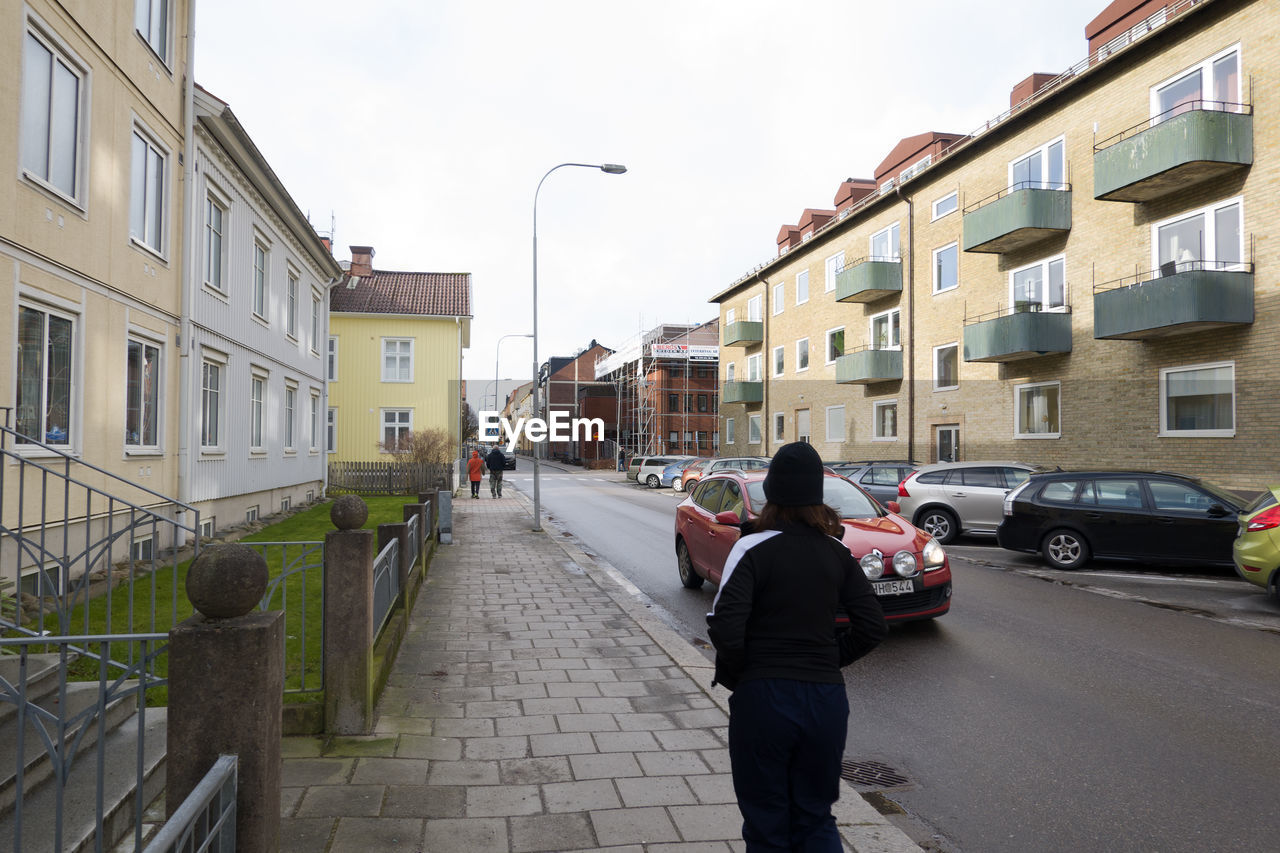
left=840, top=759, right=912, bottom=791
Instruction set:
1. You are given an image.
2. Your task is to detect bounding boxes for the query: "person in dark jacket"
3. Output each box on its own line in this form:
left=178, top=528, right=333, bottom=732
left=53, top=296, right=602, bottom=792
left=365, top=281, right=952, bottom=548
left=707, top=441, right=887, bottom=852
left=485, top=446, right=506, bottom=498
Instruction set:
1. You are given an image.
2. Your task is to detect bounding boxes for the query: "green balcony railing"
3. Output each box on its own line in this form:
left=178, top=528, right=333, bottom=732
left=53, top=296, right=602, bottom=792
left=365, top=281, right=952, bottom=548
left=963, top=306, right=1073, bottom=362
left=1093, top=263, right=1254, bottom=340
left=962, top=185, right=1072, bottom=254
left=835, top=348, right=902, bottom=385
left=721, top=380, right=764, bottom=404
left=722, top=321, right=763, bottom=346
left=1094, top=103, right=1252, bottom=203
left=835, top=257, right=903, bottom=303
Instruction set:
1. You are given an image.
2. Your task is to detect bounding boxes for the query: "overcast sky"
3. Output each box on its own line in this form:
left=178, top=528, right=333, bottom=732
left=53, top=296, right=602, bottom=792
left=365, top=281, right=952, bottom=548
left=195, top=0, right=1110, bottom=393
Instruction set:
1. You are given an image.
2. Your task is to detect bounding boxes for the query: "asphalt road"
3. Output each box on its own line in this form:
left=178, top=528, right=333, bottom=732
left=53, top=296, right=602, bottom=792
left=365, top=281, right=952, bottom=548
left=510, top=467, right=1280, bottom=852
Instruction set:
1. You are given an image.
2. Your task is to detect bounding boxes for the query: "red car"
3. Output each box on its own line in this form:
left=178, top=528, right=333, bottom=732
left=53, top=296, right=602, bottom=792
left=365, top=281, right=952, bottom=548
left=674, top=470, right=952, bottom=623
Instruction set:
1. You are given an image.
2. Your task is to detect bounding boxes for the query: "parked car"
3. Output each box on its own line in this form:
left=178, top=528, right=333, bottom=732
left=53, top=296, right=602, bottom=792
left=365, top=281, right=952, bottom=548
left=673, top=459, right=709, bottom=492
left=636, top=455, right=697, bottom=489
left=998, top=470, right=1248, bottom=570
left=674, top=470, right=952, bottom=623
left=679, top=456, right=771, bottom=492
left=659, top=457, right=701, bottom=489
left=830, top=461, right=919, bottom=507
left=478, top=446, right=517, bottom=470
left=626, top=456, right=648, bottom=482
left=896, top=461, right=1040, bottom=544
left=1231, top=485, right=1280, bottom=600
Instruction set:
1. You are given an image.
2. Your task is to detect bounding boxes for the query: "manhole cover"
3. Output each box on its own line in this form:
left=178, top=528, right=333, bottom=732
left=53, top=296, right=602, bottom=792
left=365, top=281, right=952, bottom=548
left=840, top=759, right=912, bottom=791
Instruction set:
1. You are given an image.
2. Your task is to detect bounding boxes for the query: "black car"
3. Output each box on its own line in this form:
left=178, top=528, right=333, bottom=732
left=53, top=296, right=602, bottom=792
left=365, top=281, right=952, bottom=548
left=482, top=446, right=517, bottom=470
left=997, top=470, right=1248, bottom=570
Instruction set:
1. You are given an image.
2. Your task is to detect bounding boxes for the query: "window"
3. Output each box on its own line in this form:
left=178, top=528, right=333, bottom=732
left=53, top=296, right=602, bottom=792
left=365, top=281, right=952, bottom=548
left=871, top=224, right=900, bottom=260
left=826, top=405, right=846, bottom=442
left=825, top=328, right=844, bottom=364
left=131, top=536, right=154, bottom=563
left=726, top=362, right=736, bottom=382
left=668, top=393, right=679, bottom=411
left=327, top=337, right=338, bottom=381
left=382, top=338, right=413, bottom=382
left=932, top=192, right=958, bottom=220
left=933, top=243, right=959, bottom=293
left=134, top=0, right=171, bottom=62
left=825, top=252, right=845, bottom=292
left=899, top=154, right=932, bottom=182
left=1149, top=480, right=1220, bottom=513
left=201, top=356, right=223, bottom=449
left=16, top=303, right=74, bottom=446
left=327, top=407, right=337, bottom=453
left=250, top=372, right=266, bottom=451
left=1009, top=137, right=1066, bottom=191
left=125, top=338, right=160, bottom=448
left=310, top=392, right=320, bottom=451
left=1153, top=197, right=1242, bottom=274
left=698, top=394, right=708, bottom=412
left=796, top=409, right=811, bottom=444
left=286, top=273, right=298, bottom=338
left=726, top=307, right=736, bottom=326
left=934, top=344, right=959, bottom=391
left=130, top=127, right=167, bottom=254
left=773, top=282, right=785, bottom=315
left=281, top=497, right=291, bottom=514
left=669, top=431, right=679, bottom=448
left=874, top=401, right=897, bottom=439
left=796, top=338, right=809, bottom=372
left=382, top=409, right=413, bottom=450
left=20, top=27, right=85, bottom=201
left=310, top=296, right=321, bottom=353
left=283, top=384, right=296, bottom=451
left=1152, top=45, right=1239, bottom=121
left=726, top=417, right=735, bottom=444
left=684, top=431, right=693, bottom=448
left=748, top=414, right=762, bottom=444
left=1011, top=257, right=1066, bottom=312
left=1160, top=362, right=1234, bottom=437
left=246, top=506, right=259, bottom=524
left=870, top=309, right=900, bottom=350
left=252, top=240, right=269, bottom=319
left=795, top=270, right=809, bottom=305
left=1015, top=381, right=1061, bottom=438
left=746, top=353, right=762, bottom=382
left=773, top=412, right=785, bottom=442
left=1079, top=479, right=1145, bottom=509
left=204, top=192, right=227, bottom=291
left=772, top=346, right=785, bottom=378
left=747, top=295, right=762, bottom=322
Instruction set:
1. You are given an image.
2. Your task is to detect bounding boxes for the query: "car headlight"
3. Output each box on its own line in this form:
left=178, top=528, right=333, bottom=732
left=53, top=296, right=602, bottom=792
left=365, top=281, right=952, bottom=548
left=923, top=537, right=946, bottom=570
left=892, top=550, right=918, bottom=578
left=860, top=552, right=884, bottom=579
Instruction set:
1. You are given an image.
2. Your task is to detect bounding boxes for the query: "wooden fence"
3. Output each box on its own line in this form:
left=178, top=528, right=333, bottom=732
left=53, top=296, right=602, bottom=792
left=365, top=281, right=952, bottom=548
left=327, top=461, right=450, bottom=496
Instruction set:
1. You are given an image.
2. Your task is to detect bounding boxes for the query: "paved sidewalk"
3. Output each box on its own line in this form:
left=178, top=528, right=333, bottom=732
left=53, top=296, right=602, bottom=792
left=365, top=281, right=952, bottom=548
left=279, top=488, right=920, bottom=852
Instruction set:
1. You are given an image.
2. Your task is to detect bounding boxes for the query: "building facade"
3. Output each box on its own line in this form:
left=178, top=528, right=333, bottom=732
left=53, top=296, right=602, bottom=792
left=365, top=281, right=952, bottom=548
left=713, top=0, right=1277, bottom=492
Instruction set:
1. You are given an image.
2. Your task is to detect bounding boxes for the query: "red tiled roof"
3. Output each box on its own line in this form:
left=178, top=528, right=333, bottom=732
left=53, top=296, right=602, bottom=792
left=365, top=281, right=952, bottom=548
left=330, top=270, right=472, bottom=317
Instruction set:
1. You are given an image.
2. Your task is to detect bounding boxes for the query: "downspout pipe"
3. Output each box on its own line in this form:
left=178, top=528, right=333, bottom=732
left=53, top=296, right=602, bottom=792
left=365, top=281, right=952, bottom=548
left=895, top=183, right=915, bottom=463
left=757, top=275, right=768, bottom=453
left=177, top=0, right=198, bottom=517
left=320, top=275, right=340, bottom=497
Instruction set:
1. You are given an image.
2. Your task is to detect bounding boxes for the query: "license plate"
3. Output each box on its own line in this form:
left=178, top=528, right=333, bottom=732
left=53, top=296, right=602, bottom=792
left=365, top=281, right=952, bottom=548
left=873, top=579, right=915, bottom=596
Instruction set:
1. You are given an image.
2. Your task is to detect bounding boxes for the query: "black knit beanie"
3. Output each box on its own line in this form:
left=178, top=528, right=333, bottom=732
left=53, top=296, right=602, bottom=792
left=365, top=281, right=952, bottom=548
left=762, top=442, right=824, bottom=507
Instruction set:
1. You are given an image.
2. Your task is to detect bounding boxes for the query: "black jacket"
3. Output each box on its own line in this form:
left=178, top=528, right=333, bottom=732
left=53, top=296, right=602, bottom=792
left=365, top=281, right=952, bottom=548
left=706, top=523, right=887, bottom=690
left=485, top=448, right=506, bottom=472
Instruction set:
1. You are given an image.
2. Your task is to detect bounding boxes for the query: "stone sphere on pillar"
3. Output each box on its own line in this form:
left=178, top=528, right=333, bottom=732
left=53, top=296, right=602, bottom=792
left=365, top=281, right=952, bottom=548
left=186, top=544, right=269, bottom=619
left=331, top=494, right=369, bottom=530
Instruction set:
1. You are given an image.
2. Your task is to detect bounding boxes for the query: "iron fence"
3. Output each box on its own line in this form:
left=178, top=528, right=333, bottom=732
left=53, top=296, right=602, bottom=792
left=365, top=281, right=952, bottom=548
left=248, top=542, right=325, bottom=698
left=143, top=754, right=236, bottom=853
left=372, top=537, right=401, bottom=641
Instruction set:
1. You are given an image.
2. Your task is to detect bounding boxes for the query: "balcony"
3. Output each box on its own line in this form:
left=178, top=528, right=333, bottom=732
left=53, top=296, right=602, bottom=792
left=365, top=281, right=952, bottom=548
left=963, top=306, right=1073, bottom=362
left=835, top=347, right=902, bottom=385
left=962, top=185, right=1072, bottom=254
left=835, top=257, right=902, bottom=303
left=722, top=321, right=763, bottom=347
left=721, top=380, right=763, bottom=404
left=1093, top=103, right=1253, bottom=203
left=1093, top=263, right=1254, bottom=340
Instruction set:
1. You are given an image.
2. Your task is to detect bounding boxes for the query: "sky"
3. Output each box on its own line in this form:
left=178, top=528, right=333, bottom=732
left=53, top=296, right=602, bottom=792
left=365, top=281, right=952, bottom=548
left=194, top=0, right=1112, bottom=396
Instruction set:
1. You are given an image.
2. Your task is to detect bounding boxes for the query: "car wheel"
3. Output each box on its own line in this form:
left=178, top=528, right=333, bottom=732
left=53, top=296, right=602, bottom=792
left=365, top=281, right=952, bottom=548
left=673, top=478, right=684, bottom=493
left=1042, top=528, right=1091, bottom=570
left=647, top=474, right=660, bottom=489
left=917, top=508, right=959, bottom=545
left=677, top=540, right=704, bottom=589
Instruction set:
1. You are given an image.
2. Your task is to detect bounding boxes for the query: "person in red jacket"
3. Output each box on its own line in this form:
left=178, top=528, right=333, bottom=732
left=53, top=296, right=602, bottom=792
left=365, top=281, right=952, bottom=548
left=466, top=450, right=484, bottom=499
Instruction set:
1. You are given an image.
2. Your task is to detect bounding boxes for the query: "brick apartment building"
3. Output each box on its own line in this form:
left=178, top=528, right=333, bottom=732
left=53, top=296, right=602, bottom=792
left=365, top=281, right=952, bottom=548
left=712, top=0, right=1278, bottom=492
left=539, top=340, right=614, bottom=462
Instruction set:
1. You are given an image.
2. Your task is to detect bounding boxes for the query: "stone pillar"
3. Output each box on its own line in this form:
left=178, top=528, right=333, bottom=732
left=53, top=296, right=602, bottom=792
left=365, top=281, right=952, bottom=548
left=377, top=520, right=410, bottom=600
left=324, top=495, right=375, bottom=734
left=437, top=491, right=454, bottom=544
left=168, top=544, right=282, bottom=853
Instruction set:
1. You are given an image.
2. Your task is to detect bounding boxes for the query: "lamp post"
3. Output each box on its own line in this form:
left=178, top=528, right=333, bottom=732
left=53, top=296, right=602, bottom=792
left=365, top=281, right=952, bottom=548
left=494, top=332, right=533, bottom=419
left=532, top=162, right=627, bottom=532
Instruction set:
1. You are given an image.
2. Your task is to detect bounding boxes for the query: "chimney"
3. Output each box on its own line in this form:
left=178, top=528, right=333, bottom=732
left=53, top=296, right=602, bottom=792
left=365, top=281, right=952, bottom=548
left=1010, top=72, right=1059, bottom=108
left=349, top=245, right=375, bottom=276
left=319, top=236, right=333, bottom=254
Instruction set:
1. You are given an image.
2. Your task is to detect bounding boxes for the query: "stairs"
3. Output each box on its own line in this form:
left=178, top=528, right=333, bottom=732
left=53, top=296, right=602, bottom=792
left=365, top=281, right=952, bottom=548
left=0, top=653, right=167, bottom=853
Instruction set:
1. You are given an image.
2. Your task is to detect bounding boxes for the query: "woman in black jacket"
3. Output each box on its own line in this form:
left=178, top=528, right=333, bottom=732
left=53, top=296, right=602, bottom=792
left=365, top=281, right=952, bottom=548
left=707, top=441, right=887, bottom=851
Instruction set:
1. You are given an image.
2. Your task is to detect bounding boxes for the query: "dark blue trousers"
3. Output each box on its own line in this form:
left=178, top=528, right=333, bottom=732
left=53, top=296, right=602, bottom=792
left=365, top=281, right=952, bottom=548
left=728, top=678, right=849, bottom=852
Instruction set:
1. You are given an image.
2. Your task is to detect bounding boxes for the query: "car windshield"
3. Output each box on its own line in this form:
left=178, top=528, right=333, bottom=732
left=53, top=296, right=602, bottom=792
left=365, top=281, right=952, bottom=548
left=745, top=477, right=882, bottom=519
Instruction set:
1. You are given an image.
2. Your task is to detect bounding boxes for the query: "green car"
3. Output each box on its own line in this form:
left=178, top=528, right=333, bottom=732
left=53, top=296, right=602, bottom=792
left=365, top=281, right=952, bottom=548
left=1232, top=486, right=1280, bottom=601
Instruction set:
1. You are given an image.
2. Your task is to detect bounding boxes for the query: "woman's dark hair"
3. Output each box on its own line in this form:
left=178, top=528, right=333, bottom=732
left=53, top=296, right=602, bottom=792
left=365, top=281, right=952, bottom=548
left=755, top=501, right=843, bottom=537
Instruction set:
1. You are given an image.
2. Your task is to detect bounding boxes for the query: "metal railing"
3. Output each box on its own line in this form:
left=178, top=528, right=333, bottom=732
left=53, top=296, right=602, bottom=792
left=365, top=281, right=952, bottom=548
left=405, top=514, right=421, bottom=570
left=1093, top=260, right=1254, bottom=294
left=835, top=255, right=902, bottom=274
left=372, top=537, right=401, bottom=640
left=964, top=303, right=1072, bottom=325
left=962, top=181, right=1071, bottom=214
left=250, top=541, right=325, bottom=697
left=1094, top=100, right=1252, bottom=151
left=143, top=755, right=236, bottom=853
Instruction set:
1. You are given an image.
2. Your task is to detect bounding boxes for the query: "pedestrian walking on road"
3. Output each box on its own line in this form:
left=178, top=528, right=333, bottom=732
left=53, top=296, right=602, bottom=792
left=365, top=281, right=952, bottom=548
left=467, top=450, right=484, bottom=499
left=707, top=441, right=888, bottom=852
left=617, top=447, right=626, bottom=472
left=486, top=446, right=506, bottom=498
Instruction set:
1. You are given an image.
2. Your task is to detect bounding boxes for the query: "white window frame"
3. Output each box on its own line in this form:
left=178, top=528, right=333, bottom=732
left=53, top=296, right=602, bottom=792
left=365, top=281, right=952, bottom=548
left=725, top=417, right=735, bottom=444
left=826, top=405, right=846, bottom=443
left=1150, top=44, right=1241, bottom=122
left=310, top=292, right=322, bottom=354
left=381, top=338, right=414, bottom=383
left=772, top=345, right=784, bottom=378
left=748, top=414, right=762, bottom=445
left=309, top=391, right=320, bottom=452
left=252, top=237, right=270, bottom=321
left=327, top=406, right=337, bottom=453
left=747, top=295, right=762, bottom=322
left=725, top=307, right=736, bottom=326
left=134, top=0, right=172, bottom=64
left=772, top=412, right=785, bottom=442
left=124, top=333, right=162, bottom=452
left=283, top=382, right=297, bottom=452
left=796, top=408, right=811, bottom=444
left=933, top=243, right=959, bottom=294
left=726, top=362, right=736, bottom=382
left=129, top=123, right=169, bottom=257
left=286, top=270, right=299, bottom=339
left=746, top=353, right=762, bottom=382
left=873, top=400, right=898, bottom=441
left=1150, top=196, right=1244, bottom=273
left=1008, top=136, right=1066, bottom=192
left=1010, top=255, right=1068, bottom=312
left=203, top=186, right=229, bottom=293
left=871, top=223, right=901, bottom=260
left=931, top=192, right=958, bottom=221
left=773, top=282, right=785, bottom=315
left=795, top=270, right=809, bottom=305
left=249, top=368, right=268, bottom=452
left=20, top=21, right=88, bottom=205
left=933, top=343, right=959, bottom=392
left=1159, top=361, right=1235, bottom=438
left=1014, top=381, right=1062, bottom=439
left=381, top=408, right=413, bottom=452
left=869, top=308, right=901, bottom=351
left=15, top=298, right=79, bottom=450
left=327, top=336, right=338, bottom=381
left=795, top=338, right=810, bottom=373
left=200, top=350, right=226, bottom=452
left=825, top=252, right=845, bottom=292
left=825, top=327, right=845, bottom=365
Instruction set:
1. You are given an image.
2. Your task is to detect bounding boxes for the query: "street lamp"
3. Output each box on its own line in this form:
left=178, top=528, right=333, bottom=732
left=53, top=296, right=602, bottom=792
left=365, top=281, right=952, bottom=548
left=532, top=162, right=627, bottom=532
left=494, top=332, right=533, bottom=414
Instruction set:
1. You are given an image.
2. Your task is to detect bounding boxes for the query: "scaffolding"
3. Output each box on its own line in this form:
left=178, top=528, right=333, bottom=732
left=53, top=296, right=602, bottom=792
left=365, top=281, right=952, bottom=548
left=594, top=319, right=720, bottom=459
